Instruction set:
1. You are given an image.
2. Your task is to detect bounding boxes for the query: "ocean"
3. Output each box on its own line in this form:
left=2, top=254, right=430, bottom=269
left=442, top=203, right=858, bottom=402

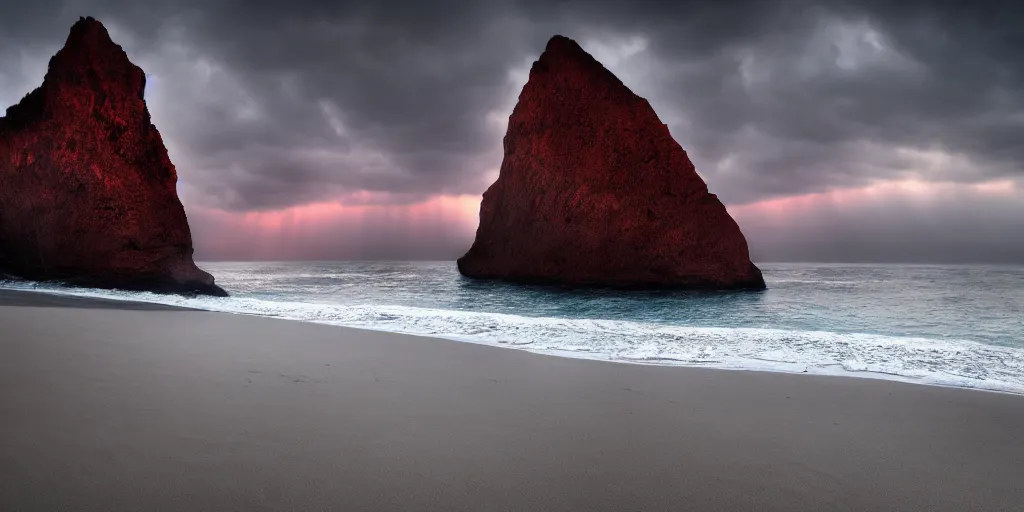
left=3, top=262, right=1023, bottom=394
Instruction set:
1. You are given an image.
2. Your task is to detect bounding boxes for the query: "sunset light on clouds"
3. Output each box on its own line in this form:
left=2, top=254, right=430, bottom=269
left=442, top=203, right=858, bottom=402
left=188, top=194, right=481, bottom=261
left=182, top=175, right=1023, bottom=263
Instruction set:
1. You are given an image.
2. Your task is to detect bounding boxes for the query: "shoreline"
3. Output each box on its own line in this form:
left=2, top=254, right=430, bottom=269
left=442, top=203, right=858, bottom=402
left=2, top=295, right=1023, bottom=510
left=1, top=286, right=1021, bottom=397
left=0, top=288, right=199, bottom=311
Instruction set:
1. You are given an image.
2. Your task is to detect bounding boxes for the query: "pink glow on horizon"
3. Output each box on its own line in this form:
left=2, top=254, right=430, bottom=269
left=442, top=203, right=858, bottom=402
left=187, top=179, right=1020, bottom=260
left=728, top=179, right=1019, bottom=220
left=189, top=193, right=482, bottom=260
left=206, top=194, right=481, bottom=233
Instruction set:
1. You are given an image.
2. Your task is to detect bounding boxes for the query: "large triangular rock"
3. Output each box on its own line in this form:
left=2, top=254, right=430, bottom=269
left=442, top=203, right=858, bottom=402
left=458, top=35, right=765, bottom=289
left=0, top=17, right=226, bottom=296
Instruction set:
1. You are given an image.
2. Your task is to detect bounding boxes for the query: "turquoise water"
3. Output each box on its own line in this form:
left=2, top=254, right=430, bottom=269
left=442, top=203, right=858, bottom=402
left=4, top=262, right=1023, bottom=393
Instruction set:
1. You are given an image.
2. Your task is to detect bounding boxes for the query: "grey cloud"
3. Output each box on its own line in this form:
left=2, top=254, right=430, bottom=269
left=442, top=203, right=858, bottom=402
left=136, top=0, right=552, bottom=210
left=1, top=0, right=1022, bottom=261
left=4, top=0, right=1022, bottom=209
left=589, top=0, right=1024, bottom=203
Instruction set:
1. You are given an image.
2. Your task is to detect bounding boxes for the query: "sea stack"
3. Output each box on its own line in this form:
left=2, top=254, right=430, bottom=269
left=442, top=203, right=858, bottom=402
left=0, top=17, right=226, bottom=296
left=458, top=35, right=765, bottom=290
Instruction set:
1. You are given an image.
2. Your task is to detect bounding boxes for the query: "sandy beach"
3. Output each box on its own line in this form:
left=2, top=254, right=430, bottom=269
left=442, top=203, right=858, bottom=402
left=1, top=290, right=1022, bottom=511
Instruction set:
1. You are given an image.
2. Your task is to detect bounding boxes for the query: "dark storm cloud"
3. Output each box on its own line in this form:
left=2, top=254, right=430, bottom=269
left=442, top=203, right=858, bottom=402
left=542, top=0, right=1024, bottom=203
left=1, top=0, right=1023, bottom=261
left=2, top=0, right=1022, bottom=209
left=2, top=0, right=542, bottom=209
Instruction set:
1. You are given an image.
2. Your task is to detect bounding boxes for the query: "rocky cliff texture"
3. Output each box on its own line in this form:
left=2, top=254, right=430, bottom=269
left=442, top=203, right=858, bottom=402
left=0, top=17, right=226, bottom=296
left=458, top=35, right=765, bottom=290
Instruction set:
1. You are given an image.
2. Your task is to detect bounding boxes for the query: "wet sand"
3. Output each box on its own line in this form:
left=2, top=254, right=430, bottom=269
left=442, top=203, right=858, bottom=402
left=1, top=290, right=1022, bottom=511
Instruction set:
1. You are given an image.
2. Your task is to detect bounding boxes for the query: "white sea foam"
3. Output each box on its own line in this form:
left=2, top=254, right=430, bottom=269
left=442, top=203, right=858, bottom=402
left=4, top=281, right=1024, bottom=395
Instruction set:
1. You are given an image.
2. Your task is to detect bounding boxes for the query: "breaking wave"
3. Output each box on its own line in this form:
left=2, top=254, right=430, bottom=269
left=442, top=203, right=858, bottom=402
left=4, top=278, right=1023, bottom=395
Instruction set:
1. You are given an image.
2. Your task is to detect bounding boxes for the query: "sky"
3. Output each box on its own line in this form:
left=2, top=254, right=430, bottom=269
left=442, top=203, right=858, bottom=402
left=1, top=0, right=1022, bottom=263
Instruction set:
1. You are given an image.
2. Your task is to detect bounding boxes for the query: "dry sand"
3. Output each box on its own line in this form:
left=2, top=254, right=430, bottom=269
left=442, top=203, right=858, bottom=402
left=1, top=290, right=1022, bottom=511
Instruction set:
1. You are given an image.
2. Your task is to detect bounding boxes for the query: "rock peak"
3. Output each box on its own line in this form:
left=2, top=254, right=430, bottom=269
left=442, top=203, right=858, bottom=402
left=531, top=34, right=626, bottom=91
left=65, top=16, right=118, bottom=52
left=40, top=16, right=144, bottom=105
left=544, top=35, right=583, bottom=55
left=540, top=35, right=600, bottom=66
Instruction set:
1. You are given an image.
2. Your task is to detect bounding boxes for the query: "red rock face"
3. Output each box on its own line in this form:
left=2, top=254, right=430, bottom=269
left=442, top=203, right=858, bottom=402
left=0, top=17, right=226, bottom=296
left=458, top=36, right=765, bottom=290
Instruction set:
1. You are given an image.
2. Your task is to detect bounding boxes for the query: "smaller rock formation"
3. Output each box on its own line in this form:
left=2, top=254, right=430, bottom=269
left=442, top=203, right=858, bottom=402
left=0, top=17, right=226, bottom=296
left=458, top=35, right=765, bottom=290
